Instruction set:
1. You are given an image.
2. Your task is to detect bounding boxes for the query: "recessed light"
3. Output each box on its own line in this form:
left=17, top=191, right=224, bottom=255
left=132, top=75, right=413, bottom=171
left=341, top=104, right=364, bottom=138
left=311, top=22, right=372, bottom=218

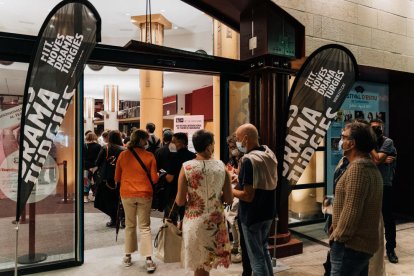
left=125, top=12, right=130, bottom=16
left=49, top=24, right=55, bottom=29
left=173, top=26, right=178, bottom=30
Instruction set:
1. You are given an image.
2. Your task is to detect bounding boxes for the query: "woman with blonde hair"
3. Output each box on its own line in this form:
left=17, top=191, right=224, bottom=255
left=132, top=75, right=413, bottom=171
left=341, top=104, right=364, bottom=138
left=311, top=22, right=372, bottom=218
left=115, top=129, right=158, bottom=272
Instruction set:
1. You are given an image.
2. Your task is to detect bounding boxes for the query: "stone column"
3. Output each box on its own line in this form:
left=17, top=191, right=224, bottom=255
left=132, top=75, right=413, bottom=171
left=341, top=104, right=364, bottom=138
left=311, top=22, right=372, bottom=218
left=103, top=85, right=119, bottom=131
left=213, top=20, right=239, bottom=158
left=83, top=97, right=94, bottom=133
left=131, top=14, right=171, bottom=138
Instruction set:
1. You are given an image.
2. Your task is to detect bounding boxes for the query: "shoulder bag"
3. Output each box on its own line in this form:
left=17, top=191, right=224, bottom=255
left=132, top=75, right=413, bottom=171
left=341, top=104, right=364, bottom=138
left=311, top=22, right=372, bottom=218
left=128, top=148, right=166, bottom=211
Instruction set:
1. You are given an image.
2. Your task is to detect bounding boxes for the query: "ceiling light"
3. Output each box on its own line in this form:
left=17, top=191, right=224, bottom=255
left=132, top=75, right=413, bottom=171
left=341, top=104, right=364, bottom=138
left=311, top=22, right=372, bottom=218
left=173, top=26, right=178, bottom=30
left=125, top=12, right=130, bottom=16
left=49, top=24, right=55, bottom=29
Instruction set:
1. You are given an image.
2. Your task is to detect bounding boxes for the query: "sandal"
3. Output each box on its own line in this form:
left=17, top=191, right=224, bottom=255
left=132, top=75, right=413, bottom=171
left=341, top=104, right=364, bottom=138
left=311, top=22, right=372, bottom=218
left=145, top=259, right=156, bottom=273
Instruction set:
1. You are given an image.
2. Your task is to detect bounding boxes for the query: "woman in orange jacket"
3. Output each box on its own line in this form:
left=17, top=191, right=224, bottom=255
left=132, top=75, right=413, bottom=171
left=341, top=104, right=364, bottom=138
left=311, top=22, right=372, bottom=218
left=115, top=129, right=158, bottom=272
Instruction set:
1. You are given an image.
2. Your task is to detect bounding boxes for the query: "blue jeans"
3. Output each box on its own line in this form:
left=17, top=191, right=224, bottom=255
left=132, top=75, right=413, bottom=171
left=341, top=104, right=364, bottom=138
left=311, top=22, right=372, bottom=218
left=241, top=219, right=273, bottom=276
left=330, top=241, right=372, bottom=276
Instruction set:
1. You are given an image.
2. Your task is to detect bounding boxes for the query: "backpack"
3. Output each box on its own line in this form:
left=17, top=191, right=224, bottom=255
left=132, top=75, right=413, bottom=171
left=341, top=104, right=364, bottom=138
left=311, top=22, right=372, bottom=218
left=93, top=145, right=122, bottom=185
left=147, top=135, right=161, bottom=154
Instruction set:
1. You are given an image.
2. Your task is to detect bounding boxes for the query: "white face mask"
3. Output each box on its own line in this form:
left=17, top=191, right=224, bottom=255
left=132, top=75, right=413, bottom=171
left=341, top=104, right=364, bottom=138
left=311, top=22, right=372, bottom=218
left=236, top=141, right=247, bottom=153
left=169, top=143, right=177, bottom=153
left=341, top=141, right=353, bottom=156
left=338, top=139, right=343, bottom=151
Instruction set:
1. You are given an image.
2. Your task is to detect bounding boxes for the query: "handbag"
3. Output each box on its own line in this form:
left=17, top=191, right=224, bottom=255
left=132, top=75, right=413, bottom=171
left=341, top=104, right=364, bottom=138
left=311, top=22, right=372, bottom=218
left=128, top=148, right=166, bottom=211
left=153, top=203, right=183, bottom=263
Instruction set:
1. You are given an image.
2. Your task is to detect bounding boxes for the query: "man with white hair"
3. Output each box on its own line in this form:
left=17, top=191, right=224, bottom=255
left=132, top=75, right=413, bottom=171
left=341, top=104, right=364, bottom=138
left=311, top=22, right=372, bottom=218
left=233, top=123, right=278, bottom=276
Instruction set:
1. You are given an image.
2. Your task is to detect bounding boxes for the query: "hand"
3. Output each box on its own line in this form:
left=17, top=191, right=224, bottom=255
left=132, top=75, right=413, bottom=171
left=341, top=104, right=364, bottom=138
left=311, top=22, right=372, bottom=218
left=231, top=173, right=238, bottom=183
left=385, top=156, right=396, bottom=164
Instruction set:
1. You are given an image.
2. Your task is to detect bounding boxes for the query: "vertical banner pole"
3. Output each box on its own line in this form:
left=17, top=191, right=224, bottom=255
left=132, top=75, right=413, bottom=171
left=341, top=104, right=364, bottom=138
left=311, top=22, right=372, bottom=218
left=14, top=222, right=19, bottom=276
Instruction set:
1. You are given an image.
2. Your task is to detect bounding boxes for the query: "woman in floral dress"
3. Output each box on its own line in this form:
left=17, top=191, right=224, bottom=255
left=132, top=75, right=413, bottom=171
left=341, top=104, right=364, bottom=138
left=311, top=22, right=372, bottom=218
left=176, top=129, right=233, bottom=276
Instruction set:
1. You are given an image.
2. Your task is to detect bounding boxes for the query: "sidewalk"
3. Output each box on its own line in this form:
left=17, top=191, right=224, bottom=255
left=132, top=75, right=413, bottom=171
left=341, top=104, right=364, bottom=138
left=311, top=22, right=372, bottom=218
left=28, top=211, right=414, bottom=276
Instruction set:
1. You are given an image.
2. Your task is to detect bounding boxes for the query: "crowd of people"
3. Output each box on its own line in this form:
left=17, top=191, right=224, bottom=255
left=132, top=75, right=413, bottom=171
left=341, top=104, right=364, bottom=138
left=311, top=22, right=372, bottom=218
left=82, top=118, right=397, bottom=276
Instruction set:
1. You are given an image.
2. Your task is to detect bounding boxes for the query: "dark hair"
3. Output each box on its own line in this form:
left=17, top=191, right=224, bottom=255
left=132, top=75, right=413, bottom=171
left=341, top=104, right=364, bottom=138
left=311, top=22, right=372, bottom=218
left=192, top=130, right=214, bottom=153
left=85, top=130, right=92, bottom=136
left=370, top=118, right=384, bottom=125
left=353, top=118, right=369, bottom=125
left=173, top=132, right=189, bottom=146
left=102, top=131, right=110, bottom=138
left=345, top=121, right=377, bottom=153
left=146, top=122, right=156, bottom=133
left=226, top=134, right=236, bottom=146
left=85, top=132, right=98, bottom=142
left=108, top=130, right=123, bottom=146
left=123, top=136, right=130, bottom=144
left=163, top=130, right=173, bottom=143
left=128, top=129, right=149, bottom=149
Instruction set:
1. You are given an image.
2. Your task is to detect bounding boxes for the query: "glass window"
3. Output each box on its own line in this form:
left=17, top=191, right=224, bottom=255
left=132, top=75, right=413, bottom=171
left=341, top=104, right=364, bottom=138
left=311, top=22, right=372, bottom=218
left=289, top=150, right=325, bottom=223
left=228, top=81, right=250, bottom=135
left=0, top=61, right=77, bottom=272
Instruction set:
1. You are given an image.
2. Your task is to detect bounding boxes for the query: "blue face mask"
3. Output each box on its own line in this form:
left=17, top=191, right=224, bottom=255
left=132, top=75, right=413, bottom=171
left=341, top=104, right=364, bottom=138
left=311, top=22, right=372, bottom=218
left=236, top=141, right=247, bottom=153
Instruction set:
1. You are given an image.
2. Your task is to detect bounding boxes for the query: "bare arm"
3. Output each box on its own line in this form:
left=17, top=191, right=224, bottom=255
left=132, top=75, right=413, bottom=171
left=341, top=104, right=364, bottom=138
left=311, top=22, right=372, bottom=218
left=233, top=184, right=255, bottom=203
left=221, top=171, right=233, bottom=204
left=175, top=167, right=187, bottom=206
left=370, top=149, right=387, bottom=165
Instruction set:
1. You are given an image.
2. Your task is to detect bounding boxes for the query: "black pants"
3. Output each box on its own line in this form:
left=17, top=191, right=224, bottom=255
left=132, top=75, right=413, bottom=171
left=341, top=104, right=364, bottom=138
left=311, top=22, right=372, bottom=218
left=238, top=218, right=252, bottom=276
left=382, top=185, right=396, bottom=252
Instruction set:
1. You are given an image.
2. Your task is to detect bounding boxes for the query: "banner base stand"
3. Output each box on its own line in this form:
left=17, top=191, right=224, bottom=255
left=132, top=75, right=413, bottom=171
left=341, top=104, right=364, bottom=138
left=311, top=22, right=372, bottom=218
left=18, top=253, right=47, bottom=264
left=57, top=198, right=74, bottom=204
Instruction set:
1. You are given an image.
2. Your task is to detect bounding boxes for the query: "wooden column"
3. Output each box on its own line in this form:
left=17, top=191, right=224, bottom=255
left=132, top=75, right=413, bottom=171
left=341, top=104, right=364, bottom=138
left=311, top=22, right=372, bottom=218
left=213, top=20, right=239, bottom=158
left=131, top=14, right=171, bottom=138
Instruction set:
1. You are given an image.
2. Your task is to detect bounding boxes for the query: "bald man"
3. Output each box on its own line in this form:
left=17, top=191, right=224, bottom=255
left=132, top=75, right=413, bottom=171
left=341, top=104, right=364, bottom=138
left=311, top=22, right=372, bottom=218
left=233, top=123, right=278, bottom=276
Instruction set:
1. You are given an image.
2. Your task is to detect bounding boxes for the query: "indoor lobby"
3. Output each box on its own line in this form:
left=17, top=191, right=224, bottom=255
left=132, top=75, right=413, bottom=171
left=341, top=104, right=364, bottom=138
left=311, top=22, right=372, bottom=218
left=1, top=0, right=414, bottom=275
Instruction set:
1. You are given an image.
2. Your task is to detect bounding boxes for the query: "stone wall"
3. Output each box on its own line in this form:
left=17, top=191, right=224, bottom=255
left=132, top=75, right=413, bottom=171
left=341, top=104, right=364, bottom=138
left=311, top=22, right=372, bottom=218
left=273, top=0, right=414, bottom=73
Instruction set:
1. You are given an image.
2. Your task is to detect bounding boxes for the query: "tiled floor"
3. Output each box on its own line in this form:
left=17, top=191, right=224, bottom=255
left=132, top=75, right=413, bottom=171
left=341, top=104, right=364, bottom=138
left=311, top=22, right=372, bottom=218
left=26, top=212, right=414, bottom=276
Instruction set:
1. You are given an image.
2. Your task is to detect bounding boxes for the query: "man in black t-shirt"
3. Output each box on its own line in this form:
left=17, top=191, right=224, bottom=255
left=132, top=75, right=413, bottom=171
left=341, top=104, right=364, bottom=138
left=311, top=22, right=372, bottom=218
left=164, top=132, right=196, bottom=223
left=233, top=123, right=278, bottom=276
left=370, top=119, right=398, bottom=264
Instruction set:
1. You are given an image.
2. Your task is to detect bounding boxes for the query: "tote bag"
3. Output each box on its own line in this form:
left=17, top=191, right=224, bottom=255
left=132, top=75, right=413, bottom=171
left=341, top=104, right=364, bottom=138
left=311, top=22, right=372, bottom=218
left=154, top=220, right=182, bottom=263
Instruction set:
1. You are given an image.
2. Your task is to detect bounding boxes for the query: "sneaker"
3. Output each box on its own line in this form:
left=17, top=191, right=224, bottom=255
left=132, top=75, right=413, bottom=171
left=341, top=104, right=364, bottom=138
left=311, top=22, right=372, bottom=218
left=88, top=194, right=95, bottom=202
left=83, top=196, right=89, bottom=203
left=387, top=250, right=399, bottom=263
left=122, top=255, right=132, bottom=267
left=145, top=259, right=156, bottom=273
left=231, top=252, right=242, bottom=263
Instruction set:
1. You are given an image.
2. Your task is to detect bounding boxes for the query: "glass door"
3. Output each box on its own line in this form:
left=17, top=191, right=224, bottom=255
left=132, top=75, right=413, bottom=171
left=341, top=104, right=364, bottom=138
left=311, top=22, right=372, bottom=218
left=0, top=60, right=80, bottom=275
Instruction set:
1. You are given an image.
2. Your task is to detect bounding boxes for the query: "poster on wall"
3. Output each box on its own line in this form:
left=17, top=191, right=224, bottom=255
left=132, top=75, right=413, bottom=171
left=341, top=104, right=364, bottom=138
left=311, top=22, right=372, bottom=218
left=0, top=105, right=59, bottom=202
left=173, top=115, right=204, bottom=152
left=16, top=0, right=101, bottom=222
left=326, top=81, right=389, bottom=194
